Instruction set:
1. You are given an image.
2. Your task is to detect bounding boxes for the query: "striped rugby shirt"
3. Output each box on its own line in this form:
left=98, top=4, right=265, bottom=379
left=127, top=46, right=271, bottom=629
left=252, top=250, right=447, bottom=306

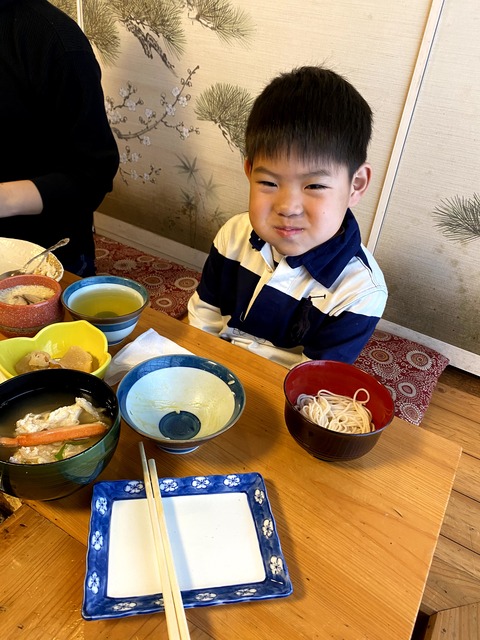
left=188, top=210, right=387, bottom=368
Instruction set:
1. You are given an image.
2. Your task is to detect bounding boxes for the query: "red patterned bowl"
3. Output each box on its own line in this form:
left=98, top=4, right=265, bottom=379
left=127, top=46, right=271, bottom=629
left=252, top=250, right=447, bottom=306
left=284, top=360, right=395, bottom=461
left=0, top=274, right=64, bottom=338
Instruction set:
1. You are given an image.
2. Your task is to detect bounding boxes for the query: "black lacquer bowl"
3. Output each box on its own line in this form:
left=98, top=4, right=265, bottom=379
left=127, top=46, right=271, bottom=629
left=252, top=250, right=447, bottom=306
left=284, top=360, right=395, bottom=461
left=0, top=369, right=120, bottom=500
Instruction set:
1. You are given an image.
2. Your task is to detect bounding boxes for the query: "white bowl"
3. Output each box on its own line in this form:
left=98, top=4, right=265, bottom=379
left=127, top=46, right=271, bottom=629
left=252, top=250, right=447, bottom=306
left=0, top=238, right=64, bottom=281
left=117, top=355, right=246, bottom=453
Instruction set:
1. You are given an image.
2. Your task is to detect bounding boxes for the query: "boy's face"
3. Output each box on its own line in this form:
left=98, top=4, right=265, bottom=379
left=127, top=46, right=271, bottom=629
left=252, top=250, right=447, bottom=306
left=244, top=154, right=371, bottom=257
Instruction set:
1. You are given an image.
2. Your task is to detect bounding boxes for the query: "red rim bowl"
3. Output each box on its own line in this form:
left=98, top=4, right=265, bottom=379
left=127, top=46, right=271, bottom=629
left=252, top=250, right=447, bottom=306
left=0, top=274, right=64, bottom=338
left=284, top=360, right=395, bottom=461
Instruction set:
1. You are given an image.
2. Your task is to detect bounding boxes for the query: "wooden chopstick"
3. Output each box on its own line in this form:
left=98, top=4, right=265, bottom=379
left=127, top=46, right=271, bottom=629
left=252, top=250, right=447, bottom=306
left=148, top=457, right=191, bottom=639
left=139, top=443, right=190, bottom=640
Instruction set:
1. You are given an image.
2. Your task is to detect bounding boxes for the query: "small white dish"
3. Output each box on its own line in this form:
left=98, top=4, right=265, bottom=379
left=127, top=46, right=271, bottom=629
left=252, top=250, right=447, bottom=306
left=0, top=237, right=64, bottom=281
left=82, top=472, right=292, bottom=620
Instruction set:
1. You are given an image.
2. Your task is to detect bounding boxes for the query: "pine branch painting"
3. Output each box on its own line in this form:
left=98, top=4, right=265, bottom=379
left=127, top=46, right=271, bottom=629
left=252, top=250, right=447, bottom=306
left=194, top=83, right=254, bottom=155
left=53, top=0, right=121, bottom=65
left=53, top=0, right=253, bottom=71
left=433, top=193, right=480, bottom=243
left=186, top=0, right=255, bottom=45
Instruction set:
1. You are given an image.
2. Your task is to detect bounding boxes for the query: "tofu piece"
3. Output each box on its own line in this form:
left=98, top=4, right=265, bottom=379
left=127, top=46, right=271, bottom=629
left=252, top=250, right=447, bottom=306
left=58, top=345, right=94, bottom=373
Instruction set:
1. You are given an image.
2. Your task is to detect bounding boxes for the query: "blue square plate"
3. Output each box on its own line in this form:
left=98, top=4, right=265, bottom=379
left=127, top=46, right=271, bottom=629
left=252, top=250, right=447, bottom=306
left=82, top=472, right=292, bottom=620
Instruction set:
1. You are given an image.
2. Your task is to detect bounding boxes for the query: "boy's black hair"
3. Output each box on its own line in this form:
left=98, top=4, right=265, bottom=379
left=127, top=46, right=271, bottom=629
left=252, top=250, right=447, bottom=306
left=245, top=66, right=373, bottom=178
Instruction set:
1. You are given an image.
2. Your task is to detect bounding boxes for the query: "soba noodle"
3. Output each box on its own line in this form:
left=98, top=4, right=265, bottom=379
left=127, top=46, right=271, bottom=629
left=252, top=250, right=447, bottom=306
left=295, top=389, right=374, bottom=434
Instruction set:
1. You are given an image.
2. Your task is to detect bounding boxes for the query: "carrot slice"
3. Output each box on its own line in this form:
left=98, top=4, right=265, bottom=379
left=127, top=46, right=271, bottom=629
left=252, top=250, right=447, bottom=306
left=0, top=422, right=108, bottom=448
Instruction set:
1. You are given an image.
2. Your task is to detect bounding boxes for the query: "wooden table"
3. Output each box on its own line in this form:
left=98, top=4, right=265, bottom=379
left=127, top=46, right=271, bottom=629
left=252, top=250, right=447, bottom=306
left=0, top=272, right=462, bottom=639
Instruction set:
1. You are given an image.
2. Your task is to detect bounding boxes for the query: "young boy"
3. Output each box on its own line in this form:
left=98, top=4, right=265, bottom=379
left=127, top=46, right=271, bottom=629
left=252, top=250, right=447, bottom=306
left=188, top=66, right=387, bottom=368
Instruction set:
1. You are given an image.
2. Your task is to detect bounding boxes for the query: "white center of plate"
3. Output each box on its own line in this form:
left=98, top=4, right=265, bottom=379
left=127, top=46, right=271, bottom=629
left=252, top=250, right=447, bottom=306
left=107, top=493, right=266, bottom=596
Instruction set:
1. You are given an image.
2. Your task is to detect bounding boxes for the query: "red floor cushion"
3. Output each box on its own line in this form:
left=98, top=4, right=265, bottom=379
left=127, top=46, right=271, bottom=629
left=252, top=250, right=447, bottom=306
left=94, top=234, right=200, bottom=319
left=355, top=330, right=449, bottom=425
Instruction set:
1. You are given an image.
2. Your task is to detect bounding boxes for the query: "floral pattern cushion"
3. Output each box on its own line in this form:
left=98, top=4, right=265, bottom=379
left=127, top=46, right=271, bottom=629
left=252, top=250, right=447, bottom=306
left=94, top=234, right=200, bottom=319
left=354, top=330, right=449, bottom=426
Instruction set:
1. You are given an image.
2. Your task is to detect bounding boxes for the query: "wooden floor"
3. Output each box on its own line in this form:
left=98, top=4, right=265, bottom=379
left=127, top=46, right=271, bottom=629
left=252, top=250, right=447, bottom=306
left=438, top=365, right=480, bottom=397
left=412, top=365, right=480, bottom=639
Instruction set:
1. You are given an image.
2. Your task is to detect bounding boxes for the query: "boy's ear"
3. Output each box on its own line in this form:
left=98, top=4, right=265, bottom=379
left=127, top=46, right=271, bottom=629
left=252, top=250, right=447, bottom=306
left=348, top=163, right=371, bottom=206
left=244, top=158, right=252, bottom=178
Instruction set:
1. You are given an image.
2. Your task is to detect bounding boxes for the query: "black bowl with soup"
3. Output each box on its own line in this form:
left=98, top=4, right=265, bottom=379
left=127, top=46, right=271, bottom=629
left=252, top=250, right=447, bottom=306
left=0, top=368, right=120, bottom=501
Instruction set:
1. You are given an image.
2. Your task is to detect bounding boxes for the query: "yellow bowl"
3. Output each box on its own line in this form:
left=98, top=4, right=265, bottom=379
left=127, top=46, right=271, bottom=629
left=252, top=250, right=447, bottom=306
left=0, top=320, right=111, bottom=381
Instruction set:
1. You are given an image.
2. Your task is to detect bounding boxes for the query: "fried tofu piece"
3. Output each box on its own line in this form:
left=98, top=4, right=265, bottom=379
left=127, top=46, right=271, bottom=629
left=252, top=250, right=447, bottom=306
left=57, top=345, right=93, bottom=373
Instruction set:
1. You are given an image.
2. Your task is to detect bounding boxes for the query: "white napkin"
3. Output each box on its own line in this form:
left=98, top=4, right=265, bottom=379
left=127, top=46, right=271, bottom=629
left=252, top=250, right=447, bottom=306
left=104, top=328, right=192, bottom=385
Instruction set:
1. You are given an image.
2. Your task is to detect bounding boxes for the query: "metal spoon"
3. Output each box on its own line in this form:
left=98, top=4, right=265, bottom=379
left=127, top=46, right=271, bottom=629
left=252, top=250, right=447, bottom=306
left=0, top=237, right=70, bottom=280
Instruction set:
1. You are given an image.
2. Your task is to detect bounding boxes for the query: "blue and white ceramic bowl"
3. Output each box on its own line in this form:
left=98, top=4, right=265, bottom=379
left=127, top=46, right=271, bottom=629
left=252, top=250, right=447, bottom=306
left=117, top=354, right=246, bottom=453
left=61, top=275, right=149, bottom=346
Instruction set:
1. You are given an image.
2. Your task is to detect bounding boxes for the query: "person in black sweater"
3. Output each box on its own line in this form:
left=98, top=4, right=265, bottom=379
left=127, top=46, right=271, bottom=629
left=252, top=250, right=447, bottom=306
left=0, top=0, right=119, bottom=276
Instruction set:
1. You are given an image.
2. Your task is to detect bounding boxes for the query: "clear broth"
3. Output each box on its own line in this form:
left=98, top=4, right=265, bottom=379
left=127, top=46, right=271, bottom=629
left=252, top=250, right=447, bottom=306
left=70, top=285, right=143, bottom=318
left=0, top=390, right=111, bottom=463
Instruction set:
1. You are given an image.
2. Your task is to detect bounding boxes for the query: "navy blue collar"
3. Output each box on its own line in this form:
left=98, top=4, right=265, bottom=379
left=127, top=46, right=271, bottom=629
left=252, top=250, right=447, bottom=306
left=249, top=209, right=363, bottom=287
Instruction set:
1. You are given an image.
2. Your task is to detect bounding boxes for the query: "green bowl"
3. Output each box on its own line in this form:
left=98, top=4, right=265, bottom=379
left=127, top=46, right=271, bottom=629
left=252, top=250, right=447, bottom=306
left=0, top=368, right=120, bottom=501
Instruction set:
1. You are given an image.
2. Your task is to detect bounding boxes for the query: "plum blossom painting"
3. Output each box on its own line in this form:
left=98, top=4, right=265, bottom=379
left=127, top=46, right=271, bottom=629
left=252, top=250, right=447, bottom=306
left=54, top=0, right=256, bottom=250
